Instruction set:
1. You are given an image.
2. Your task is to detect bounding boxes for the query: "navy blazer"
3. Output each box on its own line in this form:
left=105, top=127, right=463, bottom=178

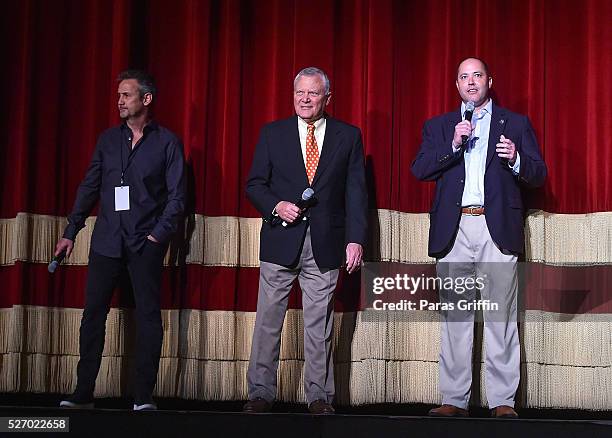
left=411, top=103, right=547, bottom=257
left=246, top=116, right=368, bottom=269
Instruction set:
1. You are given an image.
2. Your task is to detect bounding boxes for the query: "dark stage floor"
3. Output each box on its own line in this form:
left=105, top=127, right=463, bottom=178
left=1, top=394, right=611, bottom=437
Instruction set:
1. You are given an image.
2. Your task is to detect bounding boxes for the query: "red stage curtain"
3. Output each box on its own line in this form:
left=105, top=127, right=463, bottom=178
left=0, top=0, right=610, bottom=310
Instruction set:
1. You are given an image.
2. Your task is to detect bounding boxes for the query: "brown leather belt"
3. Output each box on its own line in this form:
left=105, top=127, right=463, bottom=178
left=461, top=206, right=485, bottom=215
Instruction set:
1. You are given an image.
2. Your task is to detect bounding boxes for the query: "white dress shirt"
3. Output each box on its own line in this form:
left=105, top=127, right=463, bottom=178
left=297, top=116, right=326, bottom=165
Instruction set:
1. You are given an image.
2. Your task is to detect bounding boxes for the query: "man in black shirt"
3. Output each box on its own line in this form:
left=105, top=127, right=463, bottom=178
left=56, top=70, right=185, bottom=410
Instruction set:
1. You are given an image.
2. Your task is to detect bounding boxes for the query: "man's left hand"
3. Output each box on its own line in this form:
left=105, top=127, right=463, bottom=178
left=345, top=243, right=363, bottom=274
left=147, top=234, right=159, bottom=243
left=496, top=134, right=517, bottom=165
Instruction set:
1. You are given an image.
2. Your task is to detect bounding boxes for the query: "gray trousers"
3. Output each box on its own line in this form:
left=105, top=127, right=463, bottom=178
left=247, top=228, right=339, bottom=404
left=436, top=214, right=519, bottom=409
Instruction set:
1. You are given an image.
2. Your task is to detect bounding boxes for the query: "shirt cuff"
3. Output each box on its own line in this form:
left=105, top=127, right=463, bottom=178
left=509, top=152, right=521, bottom=175
left=62, top=224, right=79, bottom=242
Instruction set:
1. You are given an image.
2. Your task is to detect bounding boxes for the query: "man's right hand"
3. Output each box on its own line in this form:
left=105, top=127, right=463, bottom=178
left=453, top=120, right=473, bottom=148
left=55, top=238, right=74, bottom=258
left=275, top=201, right=301, bottom=223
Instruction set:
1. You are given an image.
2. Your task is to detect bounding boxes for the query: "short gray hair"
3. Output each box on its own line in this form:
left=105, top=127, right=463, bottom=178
left=293, top=67, right=330, bottom=95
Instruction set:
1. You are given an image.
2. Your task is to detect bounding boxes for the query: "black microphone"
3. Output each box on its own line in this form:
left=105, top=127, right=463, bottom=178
left=282, top=188, right=315, bottom=227
left=295, top=188, right=314, bottom=209
left=48, top=250, right=67, bottom=273
left=461, top=101, right=475, bottom=145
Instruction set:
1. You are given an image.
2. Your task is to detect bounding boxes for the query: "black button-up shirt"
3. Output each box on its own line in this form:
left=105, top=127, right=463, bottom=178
left=63, top=121, right=186, bottom=257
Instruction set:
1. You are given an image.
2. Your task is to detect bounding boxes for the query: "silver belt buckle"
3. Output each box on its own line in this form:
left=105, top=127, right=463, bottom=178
left=466, top=206, right=481, bottom=216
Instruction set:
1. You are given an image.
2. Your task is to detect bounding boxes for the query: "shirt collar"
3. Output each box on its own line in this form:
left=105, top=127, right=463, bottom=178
left=121, top=119, right=159, bottom=133
left=297, top=115, right=325, bottom=129
left=461, top=99, right=492, bottom=119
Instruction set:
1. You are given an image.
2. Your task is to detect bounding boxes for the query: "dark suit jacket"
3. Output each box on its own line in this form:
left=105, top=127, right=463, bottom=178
left=411, top=103, right=547, bottom=257
left=246, top=116, right=368, bottom=269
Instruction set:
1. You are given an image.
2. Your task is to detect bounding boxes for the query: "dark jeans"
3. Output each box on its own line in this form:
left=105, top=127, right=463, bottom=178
left=73, top=240, right=166, bottom=404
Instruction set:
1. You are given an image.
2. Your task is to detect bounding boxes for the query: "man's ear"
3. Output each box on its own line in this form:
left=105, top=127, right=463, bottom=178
left=143, top=93, right=153, bottom=107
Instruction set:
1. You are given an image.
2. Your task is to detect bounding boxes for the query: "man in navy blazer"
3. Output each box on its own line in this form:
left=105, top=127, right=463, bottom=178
left=243, top=67, right=368, bottom=414
left=412, top=58, right=546, bottom=418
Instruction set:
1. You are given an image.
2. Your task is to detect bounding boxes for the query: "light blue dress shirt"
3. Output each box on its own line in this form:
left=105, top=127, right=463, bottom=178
left=454, top=100, right=520, bottom=207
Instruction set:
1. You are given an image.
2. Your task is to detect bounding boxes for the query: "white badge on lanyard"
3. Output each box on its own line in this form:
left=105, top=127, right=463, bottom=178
left=115, top=186, right=130, bottom=211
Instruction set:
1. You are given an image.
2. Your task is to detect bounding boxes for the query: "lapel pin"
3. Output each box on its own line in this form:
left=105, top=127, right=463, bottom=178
left=499, top=119, right=505, bottom=124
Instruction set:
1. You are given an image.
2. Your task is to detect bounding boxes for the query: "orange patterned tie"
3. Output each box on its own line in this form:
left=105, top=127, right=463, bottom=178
left=305, top=122, right=319, bottom=185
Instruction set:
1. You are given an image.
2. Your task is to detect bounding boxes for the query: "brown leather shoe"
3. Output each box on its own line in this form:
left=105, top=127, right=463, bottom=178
left=243, top=397, right=272, bottom=413
left=308, top=399, right=335, bottom=415
left=490, top=405, right=518, bottom=418
left=428, top=404, right=469, bottom=417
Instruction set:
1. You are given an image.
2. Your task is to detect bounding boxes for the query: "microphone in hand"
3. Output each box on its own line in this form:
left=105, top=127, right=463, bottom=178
left=461, top=101, right=475, bottom=145
left=282, top=188, right=315, bottom=227
left=48, top=251, right=67, bottom=273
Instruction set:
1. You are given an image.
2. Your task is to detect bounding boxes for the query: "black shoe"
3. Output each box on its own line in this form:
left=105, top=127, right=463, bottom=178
left=243, top=397, right=272, bottom=413
left=134, top=402, right=158, bottom=411
left=59, top=394, right=94, bottom=409
left=133, top=395, right=157, bottom=411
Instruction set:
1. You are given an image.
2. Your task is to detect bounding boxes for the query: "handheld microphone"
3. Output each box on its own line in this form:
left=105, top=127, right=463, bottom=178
left=282, top=188, right=315, bottom=227
left=48, top=251, right=67, bottom=273
left=294, top=188, right=314, bottom=209
left=461, top=101, right=475, bottom=145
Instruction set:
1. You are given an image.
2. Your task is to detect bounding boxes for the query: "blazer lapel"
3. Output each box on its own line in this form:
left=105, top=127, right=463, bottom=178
left=448, top=108, right=462, bottom=141
left=311, top=116, right=341, bottom=187
left=486, top=103, right=507, bottom=170
left=284, top=116, right=310, bottom=188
